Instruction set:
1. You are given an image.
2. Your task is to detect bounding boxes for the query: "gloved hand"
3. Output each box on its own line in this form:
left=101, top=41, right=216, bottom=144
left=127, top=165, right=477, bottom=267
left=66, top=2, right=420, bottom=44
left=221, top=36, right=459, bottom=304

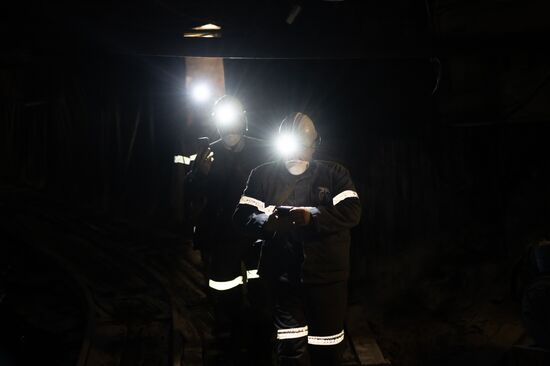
left=193, top=147, right=213, bottom=176
left=263, top=207, right=312, bottom=233
left=263, top=208, right=294, bottom=234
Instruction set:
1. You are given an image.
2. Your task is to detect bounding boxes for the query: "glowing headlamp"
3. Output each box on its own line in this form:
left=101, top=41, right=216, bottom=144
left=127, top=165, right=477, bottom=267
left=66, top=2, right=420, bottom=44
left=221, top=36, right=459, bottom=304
left=275, top=133, right=300, bottom=157
left=190, top=82, right=211, bottom=103
left=213, top=102, right=241, bottom=128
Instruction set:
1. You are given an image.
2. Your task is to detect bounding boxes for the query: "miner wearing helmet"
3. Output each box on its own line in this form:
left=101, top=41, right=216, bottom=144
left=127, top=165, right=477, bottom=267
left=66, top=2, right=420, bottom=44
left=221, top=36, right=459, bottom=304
left=184, top=95, right=271, bottom=364
left=233, top=112, right=362, bottom=366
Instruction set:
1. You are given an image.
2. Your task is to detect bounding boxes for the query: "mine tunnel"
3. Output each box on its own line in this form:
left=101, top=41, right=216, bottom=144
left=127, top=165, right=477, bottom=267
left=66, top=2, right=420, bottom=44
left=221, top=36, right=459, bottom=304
left=1, top=1, right=550, bottom=365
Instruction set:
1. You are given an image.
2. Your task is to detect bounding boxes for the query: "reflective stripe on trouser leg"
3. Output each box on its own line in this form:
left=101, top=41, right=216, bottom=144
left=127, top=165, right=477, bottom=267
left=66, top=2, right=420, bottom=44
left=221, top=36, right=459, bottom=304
left=277, top=325, right=308, bottom=340
left=273, top=281, right=310, bottom=364
left=304, top=281, right=348, bottom=366
left=308, top=330, right=345, bottom=345
left=246, top=269, right=260, bottom=280
left=276, top=326, right=310, bottom=365
left=208, top=275, right=243, bottom=291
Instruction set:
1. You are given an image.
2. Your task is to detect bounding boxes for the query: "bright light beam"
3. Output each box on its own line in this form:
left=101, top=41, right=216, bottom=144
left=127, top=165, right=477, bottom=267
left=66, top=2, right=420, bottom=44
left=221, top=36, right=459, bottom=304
left=191, top=83, right=211, bottom=103
left=214, top=103, right=240, bottom=127
left=275, top=133, right=300, bottom=157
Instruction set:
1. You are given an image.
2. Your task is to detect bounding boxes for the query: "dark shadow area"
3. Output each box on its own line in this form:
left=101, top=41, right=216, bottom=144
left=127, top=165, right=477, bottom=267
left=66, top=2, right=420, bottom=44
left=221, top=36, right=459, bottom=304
left=1, top=234, right=85, bottom=366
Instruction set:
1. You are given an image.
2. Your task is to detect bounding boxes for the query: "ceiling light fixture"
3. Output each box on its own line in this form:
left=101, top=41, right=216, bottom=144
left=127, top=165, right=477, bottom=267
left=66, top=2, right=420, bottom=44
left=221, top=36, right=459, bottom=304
left=184, top=23, right=221, bottom=38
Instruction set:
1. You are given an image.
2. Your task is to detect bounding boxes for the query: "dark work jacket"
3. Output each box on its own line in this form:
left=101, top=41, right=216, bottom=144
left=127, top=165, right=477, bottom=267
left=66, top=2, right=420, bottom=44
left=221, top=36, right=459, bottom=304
left=184, top=136, right=270, bottom=254
left=233, top=160, right=362, bottom=284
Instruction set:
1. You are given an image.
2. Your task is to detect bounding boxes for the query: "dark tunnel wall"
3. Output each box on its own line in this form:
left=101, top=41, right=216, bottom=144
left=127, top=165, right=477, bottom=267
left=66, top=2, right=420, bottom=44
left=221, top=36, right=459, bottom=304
left=1, top=54, right=187, bottom=220
left=2, top=51, right=550, bottom=344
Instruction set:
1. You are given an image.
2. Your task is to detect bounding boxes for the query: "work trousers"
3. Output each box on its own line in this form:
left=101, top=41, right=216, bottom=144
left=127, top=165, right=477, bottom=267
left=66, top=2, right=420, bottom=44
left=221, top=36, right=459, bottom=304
left=272, top=280, right=348, bottom=366
left=206, top=243, right=272, bottom=365
left=210, top=277, right=272, bottom=365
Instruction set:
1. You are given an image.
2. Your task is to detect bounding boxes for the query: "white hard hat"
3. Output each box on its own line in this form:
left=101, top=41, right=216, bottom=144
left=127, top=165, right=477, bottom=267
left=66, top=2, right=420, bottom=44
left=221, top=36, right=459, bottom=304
left=279, top=112, right=320, bottom=148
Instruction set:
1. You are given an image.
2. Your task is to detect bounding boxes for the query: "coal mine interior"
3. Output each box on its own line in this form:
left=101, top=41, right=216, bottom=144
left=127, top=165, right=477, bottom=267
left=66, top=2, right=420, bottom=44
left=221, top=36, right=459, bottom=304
left=1, top=1, right=550, bottom=365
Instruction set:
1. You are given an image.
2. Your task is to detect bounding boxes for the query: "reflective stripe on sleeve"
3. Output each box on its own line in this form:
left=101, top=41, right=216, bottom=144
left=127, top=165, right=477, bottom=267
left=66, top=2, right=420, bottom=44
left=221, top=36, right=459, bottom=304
left=208, top=276, right=243, bottom=291
left=264, top=205, right=276, bottom=215
left=174, top=152, right=214, bottom=165
left=239, top=195, right=265, bottom=211
left=239, top=196, right=277, bottom=215
left=277, top=326, right=309, bottom=340
left=332, top=190, right=359, bottom=206
left=246, top=269, right=260, bottom=280
left=173, top=155, right=195, bottom=165
left=308, top=330, right=345, bottom=345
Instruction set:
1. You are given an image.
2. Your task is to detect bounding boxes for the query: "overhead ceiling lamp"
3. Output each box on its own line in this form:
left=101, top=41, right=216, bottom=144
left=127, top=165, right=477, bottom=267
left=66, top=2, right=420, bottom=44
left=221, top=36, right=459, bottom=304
left=192, top=23, right=221, bottom=31
left=183, top=23, right=222, bottom=38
